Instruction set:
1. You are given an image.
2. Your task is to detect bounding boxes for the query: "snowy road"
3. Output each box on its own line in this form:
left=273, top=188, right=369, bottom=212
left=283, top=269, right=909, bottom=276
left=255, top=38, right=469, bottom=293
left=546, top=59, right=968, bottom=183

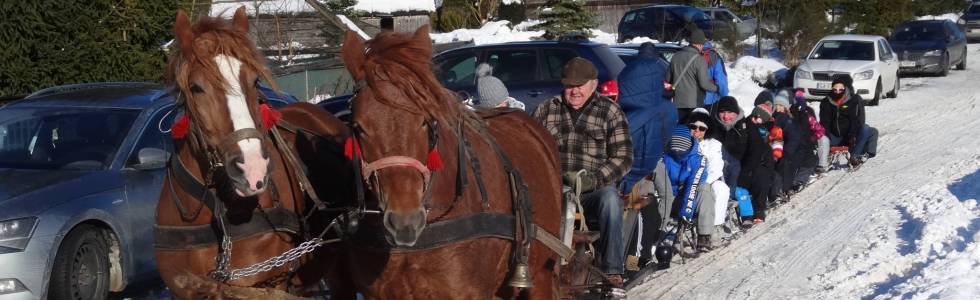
left=629, top=44, right=980, bottom=299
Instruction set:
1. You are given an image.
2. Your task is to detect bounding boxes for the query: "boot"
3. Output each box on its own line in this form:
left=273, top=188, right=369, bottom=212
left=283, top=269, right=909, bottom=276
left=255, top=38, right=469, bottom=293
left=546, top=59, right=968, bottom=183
left=696, top=234, right=713, bottom=252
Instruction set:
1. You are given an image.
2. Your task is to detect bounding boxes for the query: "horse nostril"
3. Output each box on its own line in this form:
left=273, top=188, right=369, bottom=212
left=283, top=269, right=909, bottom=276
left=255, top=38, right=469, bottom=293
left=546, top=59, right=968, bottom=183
left=255, top=180, right=264, bottom=190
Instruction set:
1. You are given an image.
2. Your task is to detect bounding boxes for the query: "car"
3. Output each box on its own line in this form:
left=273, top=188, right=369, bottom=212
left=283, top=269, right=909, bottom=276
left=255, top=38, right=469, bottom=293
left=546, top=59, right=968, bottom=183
left=700, top=7, right=758, bottom=39
left=794, top=35, right=900, bottom=106
left=961, top=4, right=980, bottom=41
left=617, top=5, right=715, bottom=43
left=889, top=20, right=968, bottom=76
left=431, top=40, right=626, bottom=112
left=0, top=82, right=295, bottom=299
left=608, top=43, right=684, bottom=64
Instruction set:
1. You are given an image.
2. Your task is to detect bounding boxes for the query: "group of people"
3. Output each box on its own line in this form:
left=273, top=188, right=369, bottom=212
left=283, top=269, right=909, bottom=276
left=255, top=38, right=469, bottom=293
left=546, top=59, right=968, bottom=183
left=466, top=29, right=879, bottom=288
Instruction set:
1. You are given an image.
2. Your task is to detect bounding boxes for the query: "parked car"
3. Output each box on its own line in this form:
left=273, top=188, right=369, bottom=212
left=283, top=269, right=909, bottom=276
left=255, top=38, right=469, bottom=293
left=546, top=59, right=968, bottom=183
left=961, top=4, right=980, bottom=41
left=0, top=82, right=295, bottom=299
left=794, top=35, right=900, bottom=106
left=609, top=43, right=684, bottom=64
left=617, top=5, right=715, bottom=43
left=431, top=40, right=626, bottom=111
left=889, top=19, right=968, bottom=76
left=700, top=6, right=758, bottom=39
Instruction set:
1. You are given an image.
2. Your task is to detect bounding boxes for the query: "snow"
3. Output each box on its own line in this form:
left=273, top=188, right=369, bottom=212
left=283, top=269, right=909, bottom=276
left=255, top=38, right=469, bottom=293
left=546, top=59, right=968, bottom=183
left=336, top=14, right=369, bottom=39
left=430, top=20, right=544, bottom=45
left=726, top=56, right=788, bottom=112
left=917, top=13, right=962, bottom=23
left=627, top=44, right=980, bottom=299
left=353, top=0, right=434, bottom=14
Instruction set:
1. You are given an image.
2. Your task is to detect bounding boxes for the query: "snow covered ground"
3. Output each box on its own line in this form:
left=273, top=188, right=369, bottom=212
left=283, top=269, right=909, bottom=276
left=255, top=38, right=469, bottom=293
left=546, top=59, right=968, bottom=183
left=628, top=44, right=980, bottom=300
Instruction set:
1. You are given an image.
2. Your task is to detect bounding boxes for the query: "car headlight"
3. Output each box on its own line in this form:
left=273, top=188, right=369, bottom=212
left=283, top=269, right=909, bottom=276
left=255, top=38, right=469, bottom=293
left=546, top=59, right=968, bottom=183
left=796, top=69, right=813, bottom=80
left=923, top=50, right=943, bottom=57
left=853, top=70, right=874, bottom=81
left=0, top=217, right=38, bottom=253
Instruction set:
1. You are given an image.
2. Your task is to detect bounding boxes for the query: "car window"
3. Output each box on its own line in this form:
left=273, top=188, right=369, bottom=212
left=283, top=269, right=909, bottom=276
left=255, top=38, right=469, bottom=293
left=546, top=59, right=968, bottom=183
left=486, top=49, right=538, bottom=83
left=809, top=40, right=875, bottom=61
left=436, top=51, right=478, bottom=89
left=970, top=5, right=980, bottom=14
left=624, top=10, right=653, bottom=31
left=126, top=107, right=175, bottom=167
left=543, top=49, right=579, bottom=80
left=880, top=40, right=894, bottom=58
left=892, top=23, right=945, bottom=41
left=0, top=108, right=138, bottom=170
left=877, top=40, right=889, bottom=61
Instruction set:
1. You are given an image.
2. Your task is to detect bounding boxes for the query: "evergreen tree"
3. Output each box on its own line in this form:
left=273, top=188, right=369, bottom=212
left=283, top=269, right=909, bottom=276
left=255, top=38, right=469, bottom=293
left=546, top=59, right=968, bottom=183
left=0, top=1, right=177, bottom=98
left=532, top=0, right=599, bottom=40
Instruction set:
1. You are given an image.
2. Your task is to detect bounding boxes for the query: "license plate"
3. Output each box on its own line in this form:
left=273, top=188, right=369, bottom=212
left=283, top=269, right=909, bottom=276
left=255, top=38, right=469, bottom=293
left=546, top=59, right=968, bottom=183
left=817, top=82, right=830, bottom=89
left=900, top=61, right=916, bottom=67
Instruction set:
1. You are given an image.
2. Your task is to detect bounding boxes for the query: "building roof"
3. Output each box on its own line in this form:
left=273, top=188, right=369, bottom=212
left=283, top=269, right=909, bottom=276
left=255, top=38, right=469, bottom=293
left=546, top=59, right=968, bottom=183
left=210, top=0, right=435, bottom=17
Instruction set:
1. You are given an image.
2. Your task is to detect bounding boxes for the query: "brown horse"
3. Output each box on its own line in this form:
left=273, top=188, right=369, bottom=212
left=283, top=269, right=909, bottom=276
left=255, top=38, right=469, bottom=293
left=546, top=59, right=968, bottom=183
left=154, top=7, right=350, bottom=299
left=330, top=26, right=565, bottom=299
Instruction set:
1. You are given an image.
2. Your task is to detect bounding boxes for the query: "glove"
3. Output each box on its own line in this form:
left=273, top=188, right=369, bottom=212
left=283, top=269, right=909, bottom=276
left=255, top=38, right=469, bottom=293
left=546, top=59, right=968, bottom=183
left=563, top=170, right=597, bottom=192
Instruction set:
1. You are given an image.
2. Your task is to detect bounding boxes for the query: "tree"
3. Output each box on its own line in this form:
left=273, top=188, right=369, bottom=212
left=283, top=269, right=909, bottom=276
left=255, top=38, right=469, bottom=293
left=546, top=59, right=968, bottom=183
left=0, top=1, right=177, bottom=98
left=532, top=0, right=599, bottom=40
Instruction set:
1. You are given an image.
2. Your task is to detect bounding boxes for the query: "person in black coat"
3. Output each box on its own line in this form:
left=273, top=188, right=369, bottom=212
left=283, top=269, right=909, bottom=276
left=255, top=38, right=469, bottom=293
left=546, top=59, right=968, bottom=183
left=770, top=89, right=802, bottom=201
left=819, top=76, right=879, bottom=167
left=707, top=96, right=749, bottom=200
left=739, top=106, right=776, bottom=223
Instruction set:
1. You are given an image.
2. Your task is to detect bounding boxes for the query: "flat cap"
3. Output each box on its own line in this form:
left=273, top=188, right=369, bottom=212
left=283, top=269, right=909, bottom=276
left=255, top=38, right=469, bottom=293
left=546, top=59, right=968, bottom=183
left=561, top=57, right=598, bottom=86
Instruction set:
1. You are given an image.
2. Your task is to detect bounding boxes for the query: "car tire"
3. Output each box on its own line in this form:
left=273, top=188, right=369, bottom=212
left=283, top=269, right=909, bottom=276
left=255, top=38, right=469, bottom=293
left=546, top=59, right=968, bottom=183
left=887, top=76, right=899, bottom=99
left=956, top=50, right=967, bottom=70
left=939, top=53, right=950, bottom=77
left=869, top=79, right=882, bottom=106
left=48, top=225, right=110, bottom=300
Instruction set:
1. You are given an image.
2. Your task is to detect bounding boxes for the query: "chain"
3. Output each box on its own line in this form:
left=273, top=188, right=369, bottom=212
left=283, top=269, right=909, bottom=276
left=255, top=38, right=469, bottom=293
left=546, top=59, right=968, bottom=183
left=223, top=237, right=338, bottom=281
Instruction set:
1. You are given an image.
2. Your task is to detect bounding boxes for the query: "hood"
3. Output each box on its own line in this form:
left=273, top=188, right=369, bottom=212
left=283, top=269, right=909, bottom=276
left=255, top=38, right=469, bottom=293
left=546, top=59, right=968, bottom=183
left=801, top=59, right=876, bottom=74
left=0, top=169, right=120, bottom=217
left=827, top=87, right=855, bottom=107
left=889, top=39, right=946, bottom=51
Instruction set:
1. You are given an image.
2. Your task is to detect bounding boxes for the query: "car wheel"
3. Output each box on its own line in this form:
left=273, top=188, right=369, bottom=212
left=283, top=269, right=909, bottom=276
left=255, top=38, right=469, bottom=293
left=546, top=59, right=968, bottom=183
left=939, top=53, right=950, bottom=76
left=48, top=225, right=110, bottom=300
left=869, top=79, right=882, bottom=106
left=956, top=50, right=967, bottom=70
left=887, top=76, right=899, bottom=98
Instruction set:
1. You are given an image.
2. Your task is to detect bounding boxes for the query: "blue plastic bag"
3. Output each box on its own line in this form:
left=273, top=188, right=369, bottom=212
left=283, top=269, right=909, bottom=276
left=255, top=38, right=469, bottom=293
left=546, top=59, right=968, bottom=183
left=736, top=187, right=754, bottom=218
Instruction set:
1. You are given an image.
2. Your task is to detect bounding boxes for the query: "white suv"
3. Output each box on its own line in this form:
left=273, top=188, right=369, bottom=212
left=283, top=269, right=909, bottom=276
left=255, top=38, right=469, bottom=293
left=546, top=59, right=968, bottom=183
left=794, top=35, right=900, bottom=106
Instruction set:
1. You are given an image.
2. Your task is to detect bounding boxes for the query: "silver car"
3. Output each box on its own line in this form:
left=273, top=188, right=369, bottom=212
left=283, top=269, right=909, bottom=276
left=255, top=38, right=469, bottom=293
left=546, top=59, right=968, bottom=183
left=0, top=82, right=296, bottom=299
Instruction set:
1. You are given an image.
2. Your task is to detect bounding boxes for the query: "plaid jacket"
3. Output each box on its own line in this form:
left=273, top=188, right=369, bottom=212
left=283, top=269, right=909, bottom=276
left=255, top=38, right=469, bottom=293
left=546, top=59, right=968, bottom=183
left=533, top=93, right=633, bottom=187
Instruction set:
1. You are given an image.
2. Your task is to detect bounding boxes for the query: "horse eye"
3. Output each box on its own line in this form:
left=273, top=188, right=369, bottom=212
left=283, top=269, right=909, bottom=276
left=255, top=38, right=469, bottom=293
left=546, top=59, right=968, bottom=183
left=190, top=84, right=204, bottom=94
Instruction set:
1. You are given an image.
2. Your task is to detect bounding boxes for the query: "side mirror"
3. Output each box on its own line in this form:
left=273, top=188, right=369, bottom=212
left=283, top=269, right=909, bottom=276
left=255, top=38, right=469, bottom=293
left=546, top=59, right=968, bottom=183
left=132, top=147, right=169, bottom=170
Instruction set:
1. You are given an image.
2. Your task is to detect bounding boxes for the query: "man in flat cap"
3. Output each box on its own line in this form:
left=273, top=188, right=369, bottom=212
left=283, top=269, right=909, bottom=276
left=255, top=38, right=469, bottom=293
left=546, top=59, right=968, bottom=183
left=532, top=57, right=633, bottom=287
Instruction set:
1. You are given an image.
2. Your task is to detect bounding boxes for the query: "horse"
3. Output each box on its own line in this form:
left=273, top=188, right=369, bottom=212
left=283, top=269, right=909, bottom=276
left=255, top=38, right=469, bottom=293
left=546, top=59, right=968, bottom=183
left=153, top=7, right=352, bottom=299
left=329, top=26, right=569, bottom=299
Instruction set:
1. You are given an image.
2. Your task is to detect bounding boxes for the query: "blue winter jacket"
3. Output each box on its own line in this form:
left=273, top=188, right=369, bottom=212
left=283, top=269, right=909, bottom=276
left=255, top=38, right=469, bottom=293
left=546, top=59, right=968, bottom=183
left=702, top=42, right=729, bottom=107
left=664, top=125, right=707, bottom=222
left=618, top=43, right=678, bottom=192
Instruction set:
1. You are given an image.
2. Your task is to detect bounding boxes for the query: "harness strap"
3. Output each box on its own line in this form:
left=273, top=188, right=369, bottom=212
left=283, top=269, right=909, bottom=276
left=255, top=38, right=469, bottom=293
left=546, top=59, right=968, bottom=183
left=220, top=128, right=265, bottom=151
left=170, top=153, right=219, bottom=213
left=270, top=122, right=328, bottom=211
left=153, top=206, right=301, bottom=250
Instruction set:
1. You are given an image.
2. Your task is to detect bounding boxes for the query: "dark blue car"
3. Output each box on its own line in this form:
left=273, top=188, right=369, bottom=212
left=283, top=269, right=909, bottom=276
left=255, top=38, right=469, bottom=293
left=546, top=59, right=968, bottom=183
left=0, top=82, right=295, bottom=299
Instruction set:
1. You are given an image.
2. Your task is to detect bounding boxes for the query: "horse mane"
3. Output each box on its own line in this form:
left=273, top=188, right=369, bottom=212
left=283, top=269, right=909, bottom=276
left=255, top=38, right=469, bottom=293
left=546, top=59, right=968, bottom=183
left=164, top=15, right=278, bottom=98
left=360, top=30, right=465, bottom=126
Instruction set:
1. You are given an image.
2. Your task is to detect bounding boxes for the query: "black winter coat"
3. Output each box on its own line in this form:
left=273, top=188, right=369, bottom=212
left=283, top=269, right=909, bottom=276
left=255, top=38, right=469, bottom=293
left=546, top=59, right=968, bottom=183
left=737, top=121, right=775, bottom=188
left=820, top=91, right=865, bottom=142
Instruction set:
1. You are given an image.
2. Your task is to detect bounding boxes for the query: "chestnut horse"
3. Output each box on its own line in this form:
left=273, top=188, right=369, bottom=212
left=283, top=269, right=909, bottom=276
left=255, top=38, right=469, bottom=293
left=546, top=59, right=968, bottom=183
left=329, top=26, right=568, bottom=299
left=154, top=8, right=351, bottom=299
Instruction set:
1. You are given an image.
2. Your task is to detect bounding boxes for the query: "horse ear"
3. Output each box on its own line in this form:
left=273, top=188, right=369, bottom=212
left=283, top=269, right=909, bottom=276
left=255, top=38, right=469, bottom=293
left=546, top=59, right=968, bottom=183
left=174, top=9, right=195, bottom=58
left=232, top=6, right=249, bottom=33
left=413, top=25, right=433, bottom=55
left=342, top=30, right=367, bottom=81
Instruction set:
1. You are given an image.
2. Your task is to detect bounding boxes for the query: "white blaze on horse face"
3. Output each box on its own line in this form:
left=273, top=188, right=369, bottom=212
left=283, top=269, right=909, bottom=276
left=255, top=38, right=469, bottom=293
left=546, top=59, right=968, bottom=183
left=215, top=54, right=268, bottom=194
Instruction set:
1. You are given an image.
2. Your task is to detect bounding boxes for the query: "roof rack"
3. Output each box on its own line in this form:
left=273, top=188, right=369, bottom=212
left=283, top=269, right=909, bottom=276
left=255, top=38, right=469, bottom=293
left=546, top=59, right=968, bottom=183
left=26, top=82, right=162, bottom=99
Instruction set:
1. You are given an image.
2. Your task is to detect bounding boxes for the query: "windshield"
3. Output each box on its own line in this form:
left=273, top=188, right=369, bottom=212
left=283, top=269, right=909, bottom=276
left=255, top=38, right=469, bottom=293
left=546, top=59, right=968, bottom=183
left=970, top=6, right=980, bottom=14
left=809, top=40, right=875, bottom=61
left=891, top=24, right=945, bottom=41
left=677, top=7, right=710, bottom=22
left=0, top=108, right=138, bottom=170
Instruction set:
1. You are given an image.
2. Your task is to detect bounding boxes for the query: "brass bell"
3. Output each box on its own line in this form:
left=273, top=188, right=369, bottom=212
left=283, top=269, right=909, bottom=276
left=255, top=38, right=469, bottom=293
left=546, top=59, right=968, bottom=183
left=507, top=262, right=534, bottom=288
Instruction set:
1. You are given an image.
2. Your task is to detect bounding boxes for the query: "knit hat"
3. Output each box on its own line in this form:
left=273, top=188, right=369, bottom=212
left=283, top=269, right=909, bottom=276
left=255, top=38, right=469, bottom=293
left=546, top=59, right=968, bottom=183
left=670, top=125, right=693, bottom=154
left=475, top=63, right=509, bottom=108
left=794, top=89, right=806, bottom=105
left=716, top=96, right=740, bottom=113
left=774, top=89, right=791, bottom=108
left=689, top=29, right=707, bottom=44
left=687, top=107, right=712, bottom=126
left=751, top=106, right=772, bottom=123
left=753, top=90, right=774, bottom=107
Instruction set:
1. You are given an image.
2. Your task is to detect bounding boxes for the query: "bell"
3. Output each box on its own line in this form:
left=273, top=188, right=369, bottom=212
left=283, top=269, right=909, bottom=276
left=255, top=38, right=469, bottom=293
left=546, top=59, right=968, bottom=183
left=507, top=262, right=534, bottom=288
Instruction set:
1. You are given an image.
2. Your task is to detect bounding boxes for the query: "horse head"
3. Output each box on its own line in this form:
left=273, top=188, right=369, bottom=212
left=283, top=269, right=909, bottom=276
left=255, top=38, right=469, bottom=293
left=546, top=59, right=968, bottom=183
left=166, top=7, right=277, bottom=197
left=341, top=26, right=464, bottom=246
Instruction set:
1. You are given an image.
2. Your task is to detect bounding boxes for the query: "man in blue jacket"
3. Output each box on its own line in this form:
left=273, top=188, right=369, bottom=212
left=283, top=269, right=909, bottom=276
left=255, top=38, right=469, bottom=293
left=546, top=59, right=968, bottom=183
left=618, top=42, right=677, bottom=193
left=702, top=41, right=729, bottom=107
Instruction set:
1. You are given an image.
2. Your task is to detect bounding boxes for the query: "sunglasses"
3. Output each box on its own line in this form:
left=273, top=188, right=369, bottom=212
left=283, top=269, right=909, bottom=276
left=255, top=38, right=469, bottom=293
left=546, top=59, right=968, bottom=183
left=688, top=124, right=708, bottom=132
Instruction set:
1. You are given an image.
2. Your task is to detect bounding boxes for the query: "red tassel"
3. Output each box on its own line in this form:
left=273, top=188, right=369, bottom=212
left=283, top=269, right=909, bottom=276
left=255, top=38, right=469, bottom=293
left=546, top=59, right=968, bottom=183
left=260, top=104, right=281, bottom=129
left=344, top=137, right=361, bottom=160
left=171, top=115, right=190, bottom=140
left=426, top=148, right=444, bottom=171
